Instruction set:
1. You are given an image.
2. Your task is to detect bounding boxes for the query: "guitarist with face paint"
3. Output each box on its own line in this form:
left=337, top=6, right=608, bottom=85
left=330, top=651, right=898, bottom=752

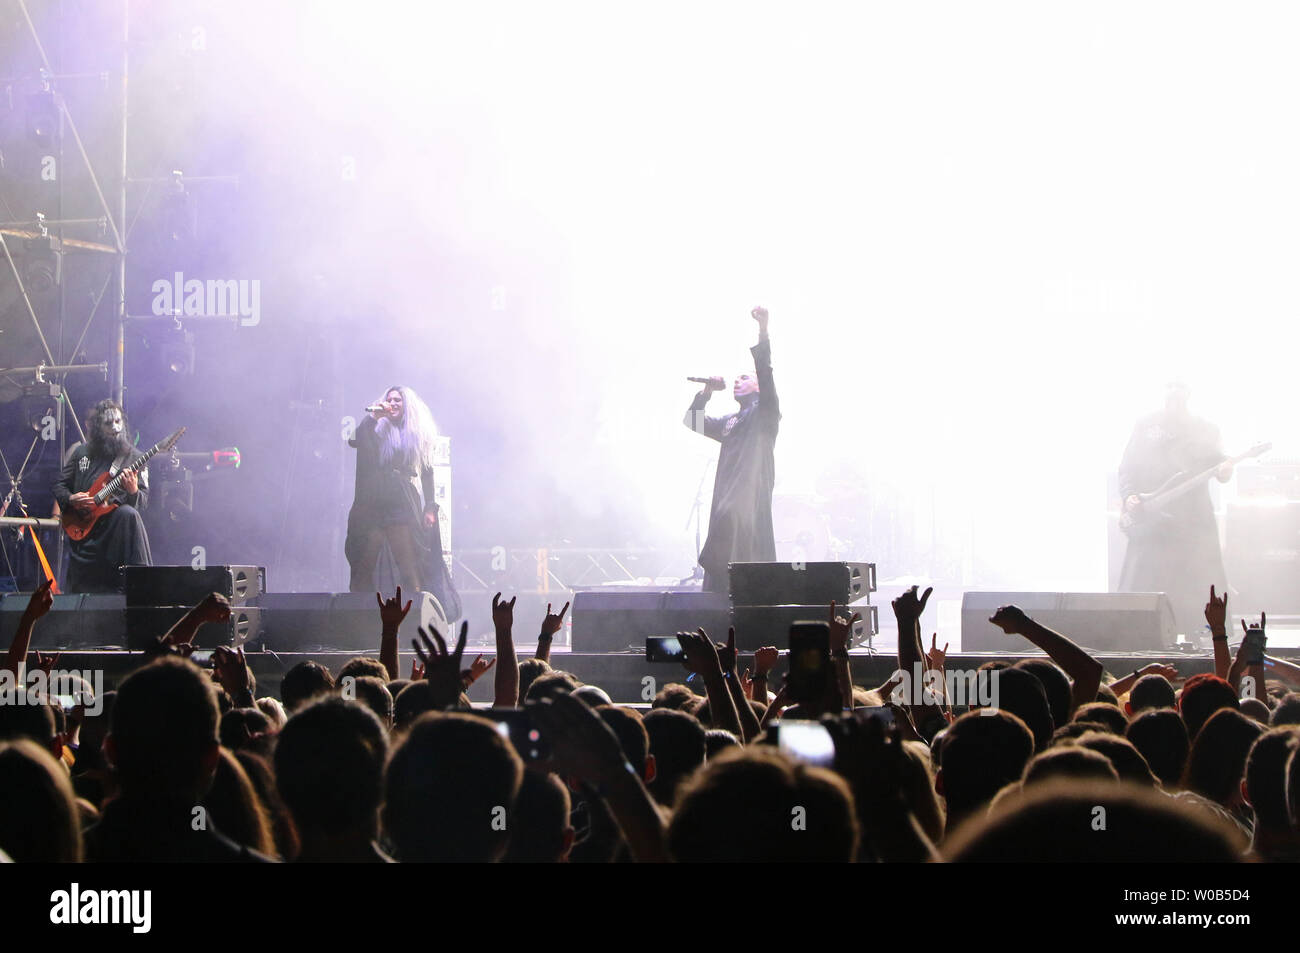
left=51, top=399, right=154, bottom=593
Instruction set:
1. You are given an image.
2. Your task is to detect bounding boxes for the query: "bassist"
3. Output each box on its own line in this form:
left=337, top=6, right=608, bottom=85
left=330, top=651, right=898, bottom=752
left=51, top=399, right=153, bottom=593
left=1117, top=381, right=1230, bottom=637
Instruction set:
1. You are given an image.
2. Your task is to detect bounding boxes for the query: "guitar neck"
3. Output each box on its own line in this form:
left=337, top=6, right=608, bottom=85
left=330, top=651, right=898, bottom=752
left=94, top=445, right=157, bottom=503
left=1149, top=446, right=1265, bottom=509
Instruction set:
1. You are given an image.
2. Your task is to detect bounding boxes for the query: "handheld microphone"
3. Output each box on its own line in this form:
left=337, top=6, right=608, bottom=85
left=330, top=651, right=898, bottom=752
left=365, top=404, right=386, bottom=413
left=687, top=377, right=714, bottom=385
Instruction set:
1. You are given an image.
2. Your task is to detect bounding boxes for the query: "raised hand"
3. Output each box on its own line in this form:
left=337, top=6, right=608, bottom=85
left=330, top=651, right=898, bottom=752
left=410, top=658, right=424, bottom=681
left=717, top=626, right=739, bottom=673
left=740, top=668, right=754, bottom=698
left=1204, top=585, right=1228, bottom=633
left=32, top=650, right=60, bottom=679
left=413, top=621, right=469, bottom=707
left=828, top=600, right=862, bottom=655
left=678, top=628, right=723, bottom=678
left=491, top=592, right=517, bottom=630
left=196, top=592, right=231, bottom=625
left=529, top=683, right=631, bottom=788
left=753, top=645, right=780, bottom=677
left=891, top=585, right=933, bottom=622
left=1241, top=612, right=1266, bottom=637
left=212, top=645, right=252, bottom=700
left=377, top=587, right=413, bottom=630
left=751, top=306, right=769, bottom=329
left=924, top=633, right=949, bottom=672
left=540, top=601, right=570, bottom=638
left=23, top=578, right=54, bottom=622
left=1137, top=662, right=1181, bottom=683
left=461, top=653, right=497, bottom=688
left=988, top=605, right=1031, bottom=636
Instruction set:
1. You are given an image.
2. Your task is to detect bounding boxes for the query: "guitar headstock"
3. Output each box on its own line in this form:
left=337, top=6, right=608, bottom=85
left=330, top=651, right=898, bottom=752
left=1248, top=441, right=1272, bottom=459
left=160, top=426, right=186, bottom=453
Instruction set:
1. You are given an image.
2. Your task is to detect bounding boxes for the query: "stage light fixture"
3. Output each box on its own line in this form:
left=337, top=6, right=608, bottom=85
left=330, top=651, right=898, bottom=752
left=162, top=330, right=197, bottom=376
left=23, top=234, right=63, bottom=293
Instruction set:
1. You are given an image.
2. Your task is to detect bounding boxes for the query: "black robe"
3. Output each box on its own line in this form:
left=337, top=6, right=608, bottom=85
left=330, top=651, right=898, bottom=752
left=1117, top=410, right=1227, bottom=636
left=51, top=442, right=152, bottom=593
left=344, top=416, right=462, bottom=621
left=685, top=336, right=780, bottom=591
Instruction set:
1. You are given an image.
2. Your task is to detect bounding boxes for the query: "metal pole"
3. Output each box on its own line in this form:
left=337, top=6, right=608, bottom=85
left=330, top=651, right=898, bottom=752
left=113, top=0, right=128, bottom=406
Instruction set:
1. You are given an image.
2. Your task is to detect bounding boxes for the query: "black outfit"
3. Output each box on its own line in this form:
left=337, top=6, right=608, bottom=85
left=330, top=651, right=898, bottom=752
left=84, top=794, right=273, bottom=863
left=1117, top=410, right=1228, bottom=635
left=684, top=335, right=780, bottom=591
left=51, top=442, right=152, bottom=593
left=345, top=416, right=462, bottom=620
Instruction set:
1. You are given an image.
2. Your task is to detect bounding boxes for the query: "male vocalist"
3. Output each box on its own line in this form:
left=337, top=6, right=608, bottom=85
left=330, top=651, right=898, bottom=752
left=683, top=306, right=780, bottom=592
left=51, top=399, right=153, bottom=593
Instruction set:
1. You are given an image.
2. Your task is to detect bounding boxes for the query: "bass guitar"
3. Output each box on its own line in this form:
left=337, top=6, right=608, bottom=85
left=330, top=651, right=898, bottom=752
left=1120, top=441, right=1271, bottom=537
left=61, top=427, right=186, bottom=542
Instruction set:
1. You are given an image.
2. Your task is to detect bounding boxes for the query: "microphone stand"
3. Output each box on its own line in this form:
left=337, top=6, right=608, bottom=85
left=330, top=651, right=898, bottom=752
left=683, top=458, right=714, bottom=584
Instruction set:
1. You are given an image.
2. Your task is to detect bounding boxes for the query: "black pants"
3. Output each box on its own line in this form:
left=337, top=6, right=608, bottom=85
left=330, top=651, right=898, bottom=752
left=66, top=504, right=152, bottom=593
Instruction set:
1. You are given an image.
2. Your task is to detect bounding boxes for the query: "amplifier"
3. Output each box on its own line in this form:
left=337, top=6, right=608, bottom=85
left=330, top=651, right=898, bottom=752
left=125, top=605, right=264, bottom=650
left=571, top=589, right=731, bottom=653
left=729, top=561, right=876, bottom=608
left=961, top=591, right=1175, bottom=653
left=730, top=604, right=879, bottom=651
left=1225, top=502, right=1300, bottom=616
left=124, top=565, right=265, bottom=607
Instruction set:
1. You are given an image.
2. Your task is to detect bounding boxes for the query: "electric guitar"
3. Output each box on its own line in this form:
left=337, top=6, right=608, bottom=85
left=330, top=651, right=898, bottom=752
left=1120, top=440, right=1271, bottom=537
left=61, top=427, right=186, bottom=542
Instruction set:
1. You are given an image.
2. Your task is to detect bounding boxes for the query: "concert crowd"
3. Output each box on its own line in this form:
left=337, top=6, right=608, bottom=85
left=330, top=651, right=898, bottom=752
left=1, top=577, right=1298, bottom=864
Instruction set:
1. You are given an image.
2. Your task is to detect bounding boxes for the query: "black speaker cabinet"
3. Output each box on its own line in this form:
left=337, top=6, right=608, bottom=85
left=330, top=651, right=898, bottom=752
left=961, top=591, right=1175, bottom=653
left=730, top=603, right=879, bottom=651
left=125, top=605, right=264, bottom=650
left=571, top=589, right=731, bottom=653
left=250, top=591, right=429, bottom=651
left=0, top=592, right=127, bottom=649
left=729, top=561, right=876, bottom=607
left=124, top=565, right=265, bottom=607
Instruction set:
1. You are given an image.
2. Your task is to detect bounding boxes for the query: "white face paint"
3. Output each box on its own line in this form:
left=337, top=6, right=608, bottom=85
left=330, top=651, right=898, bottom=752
left=103, top=409, right=124, bottom=436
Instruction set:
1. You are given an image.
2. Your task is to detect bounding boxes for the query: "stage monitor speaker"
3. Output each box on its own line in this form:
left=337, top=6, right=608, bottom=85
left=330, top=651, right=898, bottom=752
left=125, top=565, right=265, bottom=607
left=961, top=591, right=1175, bottom=653
left=571, top=589, right=731, bottom=653
left=0, top=593, right=127, bottom=649
left=251, top=591, right=427, bottom=652
left=730, top=603, right=879, bottom=651
left=125, top=606, right=264, bottom=650
left=729, top=561, right=876, bottom=608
